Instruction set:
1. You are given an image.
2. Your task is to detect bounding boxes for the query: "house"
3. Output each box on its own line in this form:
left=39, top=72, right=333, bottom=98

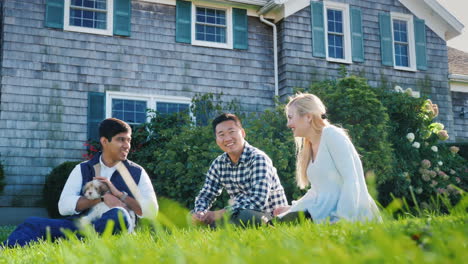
left=0, top=0, right=463, bottom=217
left=448, top=47, right=468, bottom=141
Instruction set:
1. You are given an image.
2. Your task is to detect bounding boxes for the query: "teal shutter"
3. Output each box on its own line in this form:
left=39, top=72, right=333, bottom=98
left=114, top=0, right=131, bottom=36
left=176, top=0, right=192, bottom=43
left=88, top=92, right=106, bottom=141
left=45, top=0, right=64, bottom=29
left=379, top=13, right=393, bottom=66
left=233, top=8, right=248, bottom=50
left=350, top=7, right=364, bottom=62
left=310, top=1, right=325, bottom=58
left=414, top=18, right=427, bottom=70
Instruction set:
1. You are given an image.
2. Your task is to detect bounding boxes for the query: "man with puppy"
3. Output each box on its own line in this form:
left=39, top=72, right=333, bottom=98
left=2, top=118, right=158, bottom=247
left=192, top=113, right=288, bottom=227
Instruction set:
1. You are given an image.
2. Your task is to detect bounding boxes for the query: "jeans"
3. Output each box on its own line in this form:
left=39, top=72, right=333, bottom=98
left=2, top=208, right=130, bottom=247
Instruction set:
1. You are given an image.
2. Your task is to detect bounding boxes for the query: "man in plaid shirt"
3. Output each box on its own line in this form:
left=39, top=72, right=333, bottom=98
left=192, top=113, right=288, bottom=226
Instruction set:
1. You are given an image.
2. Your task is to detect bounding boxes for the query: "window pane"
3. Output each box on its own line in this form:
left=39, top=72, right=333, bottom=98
left=112, top=99, right=147, bottom=124
left=327, top=9, right=343, bottom=33
left=328, top=34, right=344, bottom=59
left=157, top=102, right=190, bottom=115
left=394, top=43, right=409, bottom=67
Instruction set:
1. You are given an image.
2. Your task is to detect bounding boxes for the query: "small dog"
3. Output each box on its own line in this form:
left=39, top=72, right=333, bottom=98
left=79, top=180, right=135, bottom=232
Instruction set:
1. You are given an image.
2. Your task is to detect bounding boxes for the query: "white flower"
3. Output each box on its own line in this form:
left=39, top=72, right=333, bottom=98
left=394, top=85, right=403, bottom=93
left=404, top=87, right=413, bottom=96
left=431, top=146, right=438, bottom=152
left=412, top=142, right=420, bottom=149
left=438, top=161, right=443, bottom=166
left=415, top=188, right=423, bottom=194
left=406, top=133, right=415, bottom=143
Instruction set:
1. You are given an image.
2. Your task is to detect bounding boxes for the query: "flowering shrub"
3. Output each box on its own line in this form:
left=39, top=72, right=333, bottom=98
left=83, top=140, right=101, bottom=160
left=377, top=88, right=467, bottom=209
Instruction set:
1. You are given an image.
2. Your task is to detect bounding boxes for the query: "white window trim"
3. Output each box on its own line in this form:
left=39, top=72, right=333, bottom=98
left=323, top=1, right=352, bottom=64
left=191, top=2, right=233, bottom=49
left=390, top=12, right=417, bottom=72
left=64, top=0, right=113, bottom=36
left=106, top=91, right=192, bottom=124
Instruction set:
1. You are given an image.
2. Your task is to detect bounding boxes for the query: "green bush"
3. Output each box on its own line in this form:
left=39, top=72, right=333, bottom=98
left=245, top=104, right=303, bottom=201
left=376, top=88, right=467, bottom=209
left=43, top=161, right=81, bottom=218
left=304, top=75, right=394, bottom=186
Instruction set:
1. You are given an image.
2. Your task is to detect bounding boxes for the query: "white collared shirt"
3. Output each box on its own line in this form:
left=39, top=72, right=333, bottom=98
left=58, top=156, right=158, bottom=218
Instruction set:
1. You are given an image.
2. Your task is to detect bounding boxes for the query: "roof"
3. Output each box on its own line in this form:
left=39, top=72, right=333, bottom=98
left=399, top=0, right=464, bottom=40
left=448, top=47, right=468, bottom=76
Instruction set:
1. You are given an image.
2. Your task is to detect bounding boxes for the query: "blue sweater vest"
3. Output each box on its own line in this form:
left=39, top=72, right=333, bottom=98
left=80, top=153, right=142, bottom=200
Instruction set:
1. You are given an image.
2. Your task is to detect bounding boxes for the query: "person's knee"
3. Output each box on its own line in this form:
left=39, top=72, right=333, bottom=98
left=98, top=208, right=132, bottom=232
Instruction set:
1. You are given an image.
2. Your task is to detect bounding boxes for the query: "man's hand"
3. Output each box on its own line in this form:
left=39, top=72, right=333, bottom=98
left=192, top=209, right=226, bottom=225
left=102, top=192, right=126, bottom=209
left=94, top=176, right=124, bottom=198
left=192, top=211, right=207, bottom=225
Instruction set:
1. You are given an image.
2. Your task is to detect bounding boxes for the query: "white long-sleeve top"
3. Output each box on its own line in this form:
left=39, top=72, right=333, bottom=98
left=281, top=125, right=382, bottom=223
left=58, top=156, right=158, bottom=219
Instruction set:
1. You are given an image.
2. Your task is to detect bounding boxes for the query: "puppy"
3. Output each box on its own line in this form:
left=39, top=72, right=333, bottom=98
left=79, top=180, right=136, bottom=232
left=80, top=180, right=111, bottom=223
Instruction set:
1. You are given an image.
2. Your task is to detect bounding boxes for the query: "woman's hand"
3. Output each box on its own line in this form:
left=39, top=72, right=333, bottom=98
left=273, top=206, right=291, bottom=217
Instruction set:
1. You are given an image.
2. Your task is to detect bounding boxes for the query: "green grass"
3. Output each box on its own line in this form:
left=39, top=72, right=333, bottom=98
left=1, top=213, right=467, bottom=264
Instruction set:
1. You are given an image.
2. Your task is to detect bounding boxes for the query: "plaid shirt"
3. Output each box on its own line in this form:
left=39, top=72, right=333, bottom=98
left=194, top=142, right=288, bottom=214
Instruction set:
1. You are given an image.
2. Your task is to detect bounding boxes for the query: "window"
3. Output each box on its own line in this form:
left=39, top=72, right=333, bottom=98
left=393, top=19, right=409, bottom=67
left=324, top=2, right=351, bottom=63
left=192, top=4, right=233, bottom=49
left=45, top=0, right=130, bottom=36
left=64, top=0, right=113, bottom=35
left=106, top=92, right=191, bottom=125
left=176, top=1, right=247, bottom=50
left=195, top=7, right=227, bottom=43
left=390, top=13, right=416, bottom=71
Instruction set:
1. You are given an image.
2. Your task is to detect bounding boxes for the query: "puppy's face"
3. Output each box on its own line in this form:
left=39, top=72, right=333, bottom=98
left=82, top=180, right=109, bottom=200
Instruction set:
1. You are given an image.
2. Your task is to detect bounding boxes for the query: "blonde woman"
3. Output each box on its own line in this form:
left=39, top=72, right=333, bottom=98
left=274, top=93, right=381, bottom=223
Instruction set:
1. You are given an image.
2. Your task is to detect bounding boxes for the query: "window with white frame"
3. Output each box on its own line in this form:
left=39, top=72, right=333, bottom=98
left=192, top=4, right=232, bottom=49
left=106, top=92, right=191, bottom=125
left=324, top=2, right=351, bottom=63
left=391, top=13, right=416, bottom=71
left=64, top=0, right=113, bottom=35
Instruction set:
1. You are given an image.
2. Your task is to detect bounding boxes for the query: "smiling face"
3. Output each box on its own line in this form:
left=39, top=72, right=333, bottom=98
left=286, top=105, right=311, bottom=138
left=215, top=120, right=246, bottom=163
left=100, top=131, right=132, bottom=167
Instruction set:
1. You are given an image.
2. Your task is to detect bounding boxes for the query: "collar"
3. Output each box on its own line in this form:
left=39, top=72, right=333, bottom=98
left=99, top=154, right=118, bottom=171
left=221, top=141, right=253, bottom=165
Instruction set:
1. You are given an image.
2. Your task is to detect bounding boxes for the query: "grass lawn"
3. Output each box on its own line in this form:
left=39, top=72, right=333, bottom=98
left=1, top=212, right=467, bottom=263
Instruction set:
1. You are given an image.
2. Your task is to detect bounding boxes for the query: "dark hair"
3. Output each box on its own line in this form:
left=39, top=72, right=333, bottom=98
left=99, top=118, right=131, bottom=142
left=212, top=113, right=243, bottom=134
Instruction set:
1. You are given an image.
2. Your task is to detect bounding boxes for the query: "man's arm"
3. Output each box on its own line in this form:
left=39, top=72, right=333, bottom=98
left=193, top=161, right=223, bottom=214
left=135, top=168, right=158, bottom=218
left=59, top=165, right=96, bottom=216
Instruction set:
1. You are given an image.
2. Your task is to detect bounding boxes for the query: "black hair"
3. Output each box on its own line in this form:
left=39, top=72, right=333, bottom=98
left=99, top=118, right=131, bottom=142
left=212, top=113, right=243, bottom=135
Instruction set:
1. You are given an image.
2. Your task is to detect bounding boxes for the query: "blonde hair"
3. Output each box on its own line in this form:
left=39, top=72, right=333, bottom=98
left=286, top=93, right=329, bottom=189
